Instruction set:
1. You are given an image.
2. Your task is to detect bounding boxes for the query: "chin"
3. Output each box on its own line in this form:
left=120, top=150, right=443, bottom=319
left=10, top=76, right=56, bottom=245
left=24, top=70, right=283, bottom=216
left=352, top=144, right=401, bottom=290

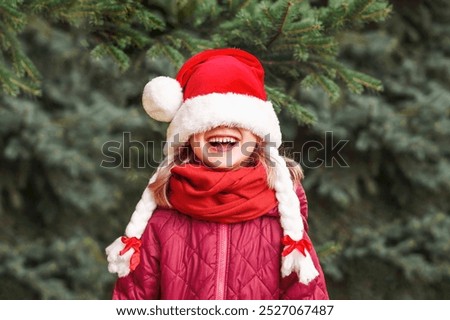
left=204, top=156, right=246, bottom=169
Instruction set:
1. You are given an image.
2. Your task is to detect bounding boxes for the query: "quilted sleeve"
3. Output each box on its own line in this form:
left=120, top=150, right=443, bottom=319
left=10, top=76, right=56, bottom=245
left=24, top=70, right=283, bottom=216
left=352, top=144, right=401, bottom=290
left=112, top=221, right=161, bottom=300
left=280, top=184, right=329, bottom=300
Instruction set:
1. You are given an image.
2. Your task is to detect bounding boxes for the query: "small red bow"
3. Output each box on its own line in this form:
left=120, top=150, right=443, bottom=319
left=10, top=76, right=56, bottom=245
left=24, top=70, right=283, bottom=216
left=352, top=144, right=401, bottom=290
left=119, top=236, right=142, bottom=271
left=281, top=235, right=312, bottom=257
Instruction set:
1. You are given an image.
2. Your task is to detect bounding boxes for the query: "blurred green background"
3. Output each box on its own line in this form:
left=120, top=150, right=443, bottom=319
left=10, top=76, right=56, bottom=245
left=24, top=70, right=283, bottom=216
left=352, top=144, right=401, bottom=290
left=0, top=0, right=449, bottom=299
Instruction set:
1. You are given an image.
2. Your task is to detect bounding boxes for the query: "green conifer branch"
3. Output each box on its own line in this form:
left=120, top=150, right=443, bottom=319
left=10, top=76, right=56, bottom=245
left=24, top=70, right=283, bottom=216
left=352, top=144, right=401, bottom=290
left=0, top=1, right=26, bottom=30
left=1, top=0, right=391, bottom=104
left=329, top=60, right=384, bottom=93
left=3, top=71, right=41, bottom=96
left=266, top=85, right=316, bottom=125
left=147, top=42, right=185, bottom=69
left=266, top=0, right=292, bottom=49
left=284, top=19, right=322, bottom=37
left=0, top=65, right=19, bottom=95
left=316, top=74, right=341, bottom=102
left=348, top=0, right=375, bottom=20
left=319, top=0, right=391, bottom=32
left=91, top=44, right=130, bottom=70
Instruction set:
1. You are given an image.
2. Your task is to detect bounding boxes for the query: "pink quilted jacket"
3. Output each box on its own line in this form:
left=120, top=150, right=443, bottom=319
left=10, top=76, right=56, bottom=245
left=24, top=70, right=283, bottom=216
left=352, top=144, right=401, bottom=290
left=113, top=185, right=329, bottom=300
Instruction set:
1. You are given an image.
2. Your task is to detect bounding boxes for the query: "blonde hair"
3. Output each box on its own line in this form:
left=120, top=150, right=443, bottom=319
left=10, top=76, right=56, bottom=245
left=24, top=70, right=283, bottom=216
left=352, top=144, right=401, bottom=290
left=149, top=143, right=303, bottom=208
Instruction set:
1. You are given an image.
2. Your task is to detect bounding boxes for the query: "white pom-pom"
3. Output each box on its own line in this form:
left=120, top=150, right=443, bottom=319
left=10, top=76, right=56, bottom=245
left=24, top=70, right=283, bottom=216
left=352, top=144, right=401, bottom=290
left=105, top=237, right=133, bottom=277
left=281, top=250, right=319, bottom=285
left=142, top=76, right=183, bottom=122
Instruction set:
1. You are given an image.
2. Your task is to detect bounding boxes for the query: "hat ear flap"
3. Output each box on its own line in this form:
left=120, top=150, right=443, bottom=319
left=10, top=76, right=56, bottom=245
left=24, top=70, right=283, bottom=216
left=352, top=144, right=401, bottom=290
left=142, top=76, right=183, bottom=122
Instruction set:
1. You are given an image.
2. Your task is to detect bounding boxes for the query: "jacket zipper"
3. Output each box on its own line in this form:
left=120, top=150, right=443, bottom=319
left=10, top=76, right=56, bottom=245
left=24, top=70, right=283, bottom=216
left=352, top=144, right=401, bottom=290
left=215, top=223, right=229, bottom=300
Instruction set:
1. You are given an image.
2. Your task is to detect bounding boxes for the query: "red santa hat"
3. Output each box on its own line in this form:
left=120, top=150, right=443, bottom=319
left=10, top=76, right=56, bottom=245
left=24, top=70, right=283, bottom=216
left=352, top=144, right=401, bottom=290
left=106, top=48, right=319, bottom=285
left=143, top=48, right=282, bottom=153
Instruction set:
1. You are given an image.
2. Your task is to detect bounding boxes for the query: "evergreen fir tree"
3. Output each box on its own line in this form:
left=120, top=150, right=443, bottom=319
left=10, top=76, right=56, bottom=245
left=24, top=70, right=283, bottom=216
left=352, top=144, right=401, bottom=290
left=296, top=0, right=450, bottom=299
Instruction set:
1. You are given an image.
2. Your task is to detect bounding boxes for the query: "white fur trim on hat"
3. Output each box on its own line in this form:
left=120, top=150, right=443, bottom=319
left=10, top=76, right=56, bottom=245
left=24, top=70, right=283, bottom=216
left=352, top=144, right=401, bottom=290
left=142, top=76, right=183, bottom=122
left=164, top=92, right=282, bottom=155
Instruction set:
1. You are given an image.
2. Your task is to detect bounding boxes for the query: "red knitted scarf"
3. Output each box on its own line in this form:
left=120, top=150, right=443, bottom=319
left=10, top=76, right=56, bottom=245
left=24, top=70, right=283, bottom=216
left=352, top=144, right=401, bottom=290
left=169, top=163, right=277, bottom=223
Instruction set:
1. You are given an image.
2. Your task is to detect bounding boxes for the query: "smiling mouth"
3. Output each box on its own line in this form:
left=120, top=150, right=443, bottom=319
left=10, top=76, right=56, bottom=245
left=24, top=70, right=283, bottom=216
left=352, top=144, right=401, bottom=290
left=207, top=136, right=239, bottom=152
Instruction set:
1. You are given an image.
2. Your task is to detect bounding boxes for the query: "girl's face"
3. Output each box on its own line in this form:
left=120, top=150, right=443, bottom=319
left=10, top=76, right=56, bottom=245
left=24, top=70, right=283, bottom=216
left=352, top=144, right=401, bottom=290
left=190, top=126, right=259, bottom=169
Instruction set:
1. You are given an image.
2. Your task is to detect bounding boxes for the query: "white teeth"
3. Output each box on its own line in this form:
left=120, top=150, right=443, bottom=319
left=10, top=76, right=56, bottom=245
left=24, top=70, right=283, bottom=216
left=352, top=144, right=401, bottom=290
left=208, top=136, right=237, bottom=143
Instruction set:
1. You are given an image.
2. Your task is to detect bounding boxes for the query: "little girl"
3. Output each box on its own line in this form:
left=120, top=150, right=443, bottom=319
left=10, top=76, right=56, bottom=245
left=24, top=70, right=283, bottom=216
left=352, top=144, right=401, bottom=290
left=106, top=48, right=329, bottom=299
